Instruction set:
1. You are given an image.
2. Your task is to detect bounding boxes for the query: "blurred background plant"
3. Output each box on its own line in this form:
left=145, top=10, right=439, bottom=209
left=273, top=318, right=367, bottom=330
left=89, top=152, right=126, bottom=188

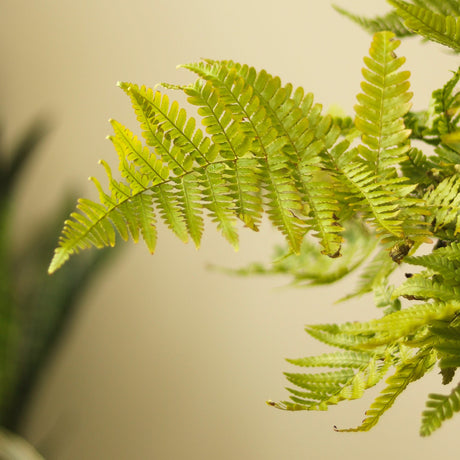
left=0, top=118, right=113, bottom=458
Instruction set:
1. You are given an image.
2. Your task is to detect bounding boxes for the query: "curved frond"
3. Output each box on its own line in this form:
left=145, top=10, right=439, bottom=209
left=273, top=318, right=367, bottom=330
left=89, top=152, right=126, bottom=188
left=217, top=220, right=375, bottom=287
left=389, top=0, right=460, bottom=52
left=271, top=352, right=393, bottom=412
left=181, top=60, right=344, bottom=256
left=338, top=349, right=436, bottom=432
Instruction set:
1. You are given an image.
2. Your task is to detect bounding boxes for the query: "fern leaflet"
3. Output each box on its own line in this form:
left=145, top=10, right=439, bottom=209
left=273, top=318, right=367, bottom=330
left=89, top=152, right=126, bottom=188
left=389, top=0, right=460, bottom=52
left=420, top=383, right=460, bottom=436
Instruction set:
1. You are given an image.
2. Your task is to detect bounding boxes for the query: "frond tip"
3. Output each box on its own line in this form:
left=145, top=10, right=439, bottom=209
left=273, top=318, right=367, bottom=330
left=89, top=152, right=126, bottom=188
left=420, top=383, right=460, bottom=436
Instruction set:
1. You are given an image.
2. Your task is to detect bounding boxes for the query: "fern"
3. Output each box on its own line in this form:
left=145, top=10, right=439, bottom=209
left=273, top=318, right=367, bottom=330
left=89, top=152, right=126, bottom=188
left=388, top=0, right=460, bottom=52
left=333, top=5, right=412, bottom=37
left=215, top=220, right=376, bottom=287
left=337, top=349, right=436, bottom=432
left=420, top=383, right=460, bottom=436
left=269, top=351, right=394, bottom=412
left=48, top=0, right=460, bottom=438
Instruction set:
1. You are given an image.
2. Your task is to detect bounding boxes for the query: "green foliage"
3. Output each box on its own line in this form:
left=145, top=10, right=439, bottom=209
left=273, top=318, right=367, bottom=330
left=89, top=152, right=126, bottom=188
left=49, top=0, right=460, bottom=437
left=333, top=5, right=411, bottom=37
left=421, top=383, right=460, bottom=436
left=211, top=220, right=376, bottom=287
left=388, top=0, right=460, bottom=51
left=0, top=119, right=113, bottom=436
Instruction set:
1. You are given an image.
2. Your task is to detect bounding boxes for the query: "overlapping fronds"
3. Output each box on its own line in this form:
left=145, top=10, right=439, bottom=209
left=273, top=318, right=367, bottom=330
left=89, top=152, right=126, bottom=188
left=50, top=59, right=357, bottom=273
left=337, top=31, right=430, bottom=247
left=50, top=31, right=433, bottom=274
left=180, top=60, right=344, bottom=257
left=272, top=254, right=460, bottom=427
left=47, top=5, right=460, bottom=437
left=388, top=0, right=460, bottom=52
left=338, top=349, right=436, bottom=432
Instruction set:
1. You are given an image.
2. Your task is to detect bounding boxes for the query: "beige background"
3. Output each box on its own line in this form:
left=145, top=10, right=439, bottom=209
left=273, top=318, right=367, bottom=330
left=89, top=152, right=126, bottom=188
left=1, top=0, right=460, bottom=459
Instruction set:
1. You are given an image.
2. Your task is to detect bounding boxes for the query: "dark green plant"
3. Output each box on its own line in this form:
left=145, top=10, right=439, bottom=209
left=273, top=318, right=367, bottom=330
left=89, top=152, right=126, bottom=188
left=0, top=118, right=113, bottom=453
left=48, top=0, right=460, bottom=436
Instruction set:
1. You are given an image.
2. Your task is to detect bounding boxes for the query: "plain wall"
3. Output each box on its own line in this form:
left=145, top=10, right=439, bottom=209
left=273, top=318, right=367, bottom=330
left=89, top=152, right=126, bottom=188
left=1, top=0, right=459, bottom=459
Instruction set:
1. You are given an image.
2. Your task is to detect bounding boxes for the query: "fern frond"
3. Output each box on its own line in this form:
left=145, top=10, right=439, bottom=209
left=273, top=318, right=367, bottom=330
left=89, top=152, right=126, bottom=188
left=182, top=60, right=344, bottom=256
left=430, top=67, right=460, bottom=138
left=393, top=275, right=460, bottom=302
left=354, top=31, right=412, bottom=174
left=337, top=349, right=436, bottom=432
left=286, top=350, right=373, bottom=369
left=53, top=60, right=349, bottom=271
left=273, top=352, right=393, bottom=412
left=410, top=0, right=460, bottom=16
left=218, top=219, right=375, bottom=287
left=305, top=323, right=388, bottom=352
left=338, top=301, right=460, bottom=344
left=400, top=147, right=437, bottom=185
left=405, top=242, right=460, bottom=282
left=333, top=5, right=411, bottom=37
left=389, top=0, right=460, bottom=52
left=420, top=383, right=460, bottom=436
left=424, top=174, right=460, bottom=234
left=182, top=79, right=263, bottom=230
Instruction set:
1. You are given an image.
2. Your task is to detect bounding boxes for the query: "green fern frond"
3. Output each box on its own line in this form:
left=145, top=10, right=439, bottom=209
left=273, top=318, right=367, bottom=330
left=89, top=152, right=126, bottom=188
left=273, top=352, right=393, bottom=412
left=393, top=275, right=460, bottom=301
left=337, top=159, right=406, bottom=240
left=354, top=31, right=412, bottom=174
left=338, top=349, right=436, bottom=432
left=338, top=301, right=460, bottom=343
left=400, top=147, right=437, bottom=185
left=389, top=0, right=460, bottom=52
left=51, top=58, right=361, bottom=273
left=410, top=0, right=460, bottom=16
left=305, top=323, right=388, bottom=352
left=333, top=5, right=411, bottom=37
left=303, top=302, right=460, bottom=359
left=424, top=174, right=460, bottom=234
left=405, top=242, right=460, bottom=281
left=216, top=220, right=376, bottom=287
left=182, top=60, right=344, bottom=257
left=420, top=383, right=460, bottom=436
left=182, top=79, right=263, bottom=231
left=430, top=67, right=460, bottom=138
left=335, top=31, right=431, bottom=246
left=286, top=350, right=373, bottom=369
